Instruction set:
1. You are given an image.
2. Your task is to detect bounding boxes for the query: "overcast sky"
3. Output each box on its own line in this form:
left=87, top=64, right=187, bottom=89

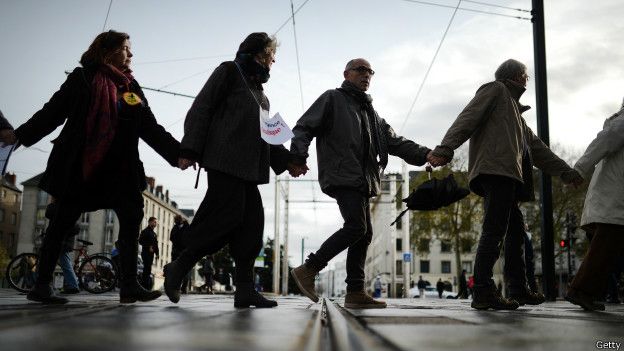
left=1, top=0, right=622, bottom=268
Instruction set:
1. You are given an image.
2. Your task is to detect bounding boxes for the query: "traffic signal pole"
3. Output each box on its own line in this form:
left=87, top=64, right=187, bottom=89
left=532, top=0, right=557, bottom=301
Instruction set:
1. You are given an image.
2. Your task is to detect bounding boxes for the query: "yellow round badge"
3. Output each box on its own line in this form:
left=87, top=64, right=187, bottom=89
left=122, top=92, right=142, bottom=106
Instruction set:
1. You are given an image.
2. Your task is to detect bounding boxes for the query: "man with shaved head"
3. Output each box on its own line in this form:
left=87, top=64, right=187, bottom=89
left=289, top=58, right=433, bottom=308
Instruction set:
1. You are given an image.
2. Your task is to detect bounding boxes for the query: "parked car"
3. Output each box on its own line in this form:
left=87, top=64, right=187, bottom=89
left=409, top=286, right=456, bottom=299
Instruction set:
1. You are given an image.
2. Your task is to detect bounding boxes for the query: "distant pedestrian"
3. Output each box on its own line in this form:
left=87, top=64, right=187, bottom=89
left=374, top=275, right=382, bottom=298
left=13, top=30, right=181, bottom=304
left=566, top=97, right=624, bottom=311
left=429, top=59, right=582, bottom=310
left=139, top=217, right=159, bottom=289
left=467, top=275, right=475, bottom=298
left=200, top=255, right=215, bottom=294
left=457, top=270, right=468, bottom=299
left=417, top=276, right=427, bottom=299
left=436, top=279, right=445, bottom=299
left=170, top=215, right=190, bottom=292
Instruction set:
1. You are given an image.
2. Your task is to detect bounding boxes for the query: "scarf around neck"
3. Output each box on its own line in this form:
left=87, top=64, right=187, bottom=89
left=82, top=64, right=133, bottom=181
left=339, top=80, right=388, bottom=171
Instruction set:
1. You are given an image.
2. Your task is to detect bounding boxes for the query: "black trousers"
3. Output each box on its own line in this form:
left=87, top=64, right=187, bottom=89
left=141, top=252, right=154, bottom=288
left=307, top=188, right=372, bottom=292
left=175, top=170, right=264, bottom=288
left=472, top=175, right=528, bottom=293
left=36, top=193, right=144, bottom=286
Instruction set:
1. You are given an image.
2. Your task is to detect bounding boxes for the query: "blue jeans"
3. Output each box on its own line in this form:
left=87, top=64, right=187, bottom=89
left=58, top=251, right=79, bottom=289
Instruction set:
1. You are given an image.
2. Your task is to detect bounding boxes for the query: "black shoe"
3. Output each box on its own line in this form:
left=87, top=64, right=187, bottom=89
left=234, top=289, right=278, bottom=308
left=508, top=290, right=546, bottom=306
left=60, top=287, right=80, bottom=295
left=27, top=284, right=68, bottom=305
left=163, top=263, right=182, bottom=303
left=471, top=287, right=519, bottom=311
left=565, top=289, right=605, bottom=311
left=119, top=279, right=162, bottom=304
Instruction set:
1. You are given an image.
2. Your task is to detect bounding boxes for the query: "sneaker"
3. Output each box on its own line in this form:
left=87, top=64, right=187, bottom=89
left=471, top=287, right=519, bottom=310
left=291, top=264, right=319, bottom=303
left=565, top=289, right=605, bottom=311
left=508, top=289, right=546, bottom=306
left=344, top=291, right=387, bottom=309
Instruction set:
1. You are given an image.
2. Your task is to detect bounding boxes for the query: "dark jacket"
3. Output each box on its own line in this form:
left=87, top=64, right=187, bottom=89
left=0, top=110, right=12, bottom=130
left=290, top=86, right=430, bottom=197
left=170, top=222, right=188, bottom=258
left=139, top=226, right=159, bottom=257
left=14, top=67, right=179, bottom=207
left=180, top=61, right=289, bottom=184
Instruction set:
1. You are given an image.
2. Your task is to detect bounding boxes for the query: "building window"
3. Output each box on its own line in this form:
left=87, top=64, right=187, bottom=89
left=1, top=190, right=6, bottom=198
left=381, top=180, right=390, bottom=193
left=105, top=228, right=114, bottom=244
left=396, top=260, right=403, bottom=275
left=420, top=260, right=430, bottom=273
left=11, top=212, right=17, bottom=225
left=396, top=217, right=402, bottom=229
left=417, top=238, right=430, bottom=252
left=80, top=212, right=89, bottom=224
left=462, top=261, right=473, bottom=274
left=36, top=209, right=46, bottom=224
left=441, top=260, right=451, bottom=274
left=396, top=238, right=402, bottom=251
left=440, top=240, right=452, bottom=253
left=37, top=191, right=48, bottom=206
left=79, top=227, right=89, bottom=241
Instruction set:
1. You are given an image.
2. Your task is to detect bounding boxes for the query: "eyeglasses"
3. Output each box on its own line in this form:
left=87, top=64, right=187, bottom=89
left=350, top=66, right=375, bottom=75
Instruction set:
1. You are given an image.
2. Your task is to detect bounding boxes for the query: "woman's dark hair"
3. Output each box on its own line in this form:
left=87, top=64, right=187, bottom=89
left=80, top=30, right=130, bottom=68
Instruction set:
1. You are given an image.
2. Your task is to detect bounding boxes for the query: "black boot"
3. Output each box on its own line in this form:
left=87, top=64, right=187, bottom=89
left=164, top=253, right=196, bottom=303
left=471, top=285, right=519, bottom=310
left=234, top=285, right=278, bottom=308
left=27, top=284, right=68, bottom=305
left=117, top=238, right=161, bottom=303
left=119, top=278, right=161, bottom=303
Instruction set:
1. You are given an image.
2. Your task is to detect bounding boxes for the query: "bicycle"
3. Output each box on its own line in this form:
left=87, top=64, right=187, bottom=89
left=5, top=238, right=117, bottom=294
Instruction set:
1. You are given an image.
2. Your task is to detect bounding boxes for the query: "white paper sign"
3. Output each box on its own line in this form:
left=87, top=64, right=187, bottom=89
left=258, top=109, right=294, bottom=145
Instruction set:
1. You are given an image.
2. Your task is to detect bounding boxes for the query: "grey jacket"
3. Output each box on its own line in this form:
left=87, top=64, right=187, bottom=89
left=181, top=61, right=289, bottom=184
left=432, top=80, right=572, bottom=195
left=290, top=86, right=430, bottom=197
left=575, top=103, right=624, bottom=227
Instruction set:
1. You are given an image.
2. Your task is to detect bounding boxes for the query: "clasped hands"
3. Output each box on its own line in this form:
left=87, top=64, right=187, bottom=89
left=426, top=151, right=449, bottom=167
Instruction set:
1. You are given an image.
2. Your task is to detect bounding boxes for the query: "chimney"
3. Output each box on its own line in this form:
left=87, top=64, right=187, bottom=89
left=4, top=173, right=16, bottom=186
left=156, top=185, right=163, bottom=196
left=146, top=177, right=155, bottom=191
left=165, top=190, right=169, bottom=203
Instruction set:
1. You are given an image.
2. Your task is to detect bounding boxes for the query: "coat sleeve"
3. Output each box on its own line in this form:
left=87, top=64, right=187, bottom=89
left=14, top=69, right=79, bottom=147
left=574, top=113, right=624, bottom=179
left=290, top=90, right=333, bottom=164
left=269, top=144, right=290, bottom=175
left=525, top=124, right=573, bottom=176
left=180, top=63, right=232, bottom=160
left=380, top=117, right=430, bottom=166
left=431, top=82, right=503, bottom=159
left=135, top=83, right=180, bottom=167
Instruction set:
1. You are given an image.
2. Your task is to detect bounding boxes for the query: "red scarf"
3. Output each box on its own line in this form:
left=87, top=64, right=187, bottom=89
left=82, top=64, right=134, bottom=181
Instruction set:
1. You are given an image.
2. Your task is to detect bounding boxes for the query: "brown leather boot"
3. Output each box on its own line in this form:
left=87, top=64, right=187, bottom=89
left=565, top=288, right=605, bottom=311
left=344, top=291, right=387, bottom=309
left=291, top=264, right=319, bottom=303
left=471, top=286, right=519, bottom=310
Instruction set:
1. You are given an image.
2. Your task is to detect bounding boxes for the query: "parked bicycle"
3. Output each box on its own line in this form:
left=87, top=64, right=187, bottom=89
left=5, top=238, right=117, bottom=294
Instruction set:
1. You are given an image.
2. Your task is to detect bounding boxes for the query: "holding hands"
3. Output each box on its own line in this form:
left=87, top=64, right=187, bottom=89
left=427, top=151, right=450, bottom=167
left=177, top=157, right=196, bottom=170
left=561, top=169, right=584, bottom=189
left=288, top=163, right=309, bottom=178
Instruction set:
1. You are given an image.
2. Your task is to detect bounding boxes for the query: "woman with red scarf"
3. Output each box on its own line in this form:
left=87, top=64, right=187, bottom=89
left=14, top=30, right=181, bottom=304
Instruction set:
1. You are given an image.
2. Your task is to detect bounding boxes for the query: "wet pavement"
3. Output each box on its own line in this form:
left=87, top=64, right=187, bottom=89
left=0, top=288, right=622, bottom=351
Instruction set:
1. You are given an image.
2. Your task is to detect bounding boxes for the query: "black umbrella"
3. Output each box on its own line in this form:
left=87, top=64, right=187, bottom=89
left=391, top=173, right=470, bottom=226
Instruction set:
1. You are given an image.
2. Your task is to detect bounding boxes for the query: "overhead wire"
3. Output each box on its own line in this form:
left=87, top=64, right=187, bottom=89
left=399, top=0, right=462, bottom=135
left=398, top=0, right=530, bottom=20
left=101, top=0, right=113, bottom=31
left=462, top=0, right=530, bottom=12
left=133, top=54, right=231, bottom=65
left=274, top=0, right=313, bottom=35
left=290, top=0, right=305, bottom=112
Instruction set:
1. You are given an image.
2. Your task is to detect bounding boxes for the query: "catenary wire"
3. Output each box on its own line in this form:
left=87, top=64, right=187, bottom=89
left=101, top=0, right=113, bottom=32
left=463, top=0, right=530, bottom=12
left=399, top=0, right=462, bottom=134
left=398, top=0, right=530, bottom=20
left=274, top=0, right=313, bottom=35
left=290, top=0, right=305, bottom=112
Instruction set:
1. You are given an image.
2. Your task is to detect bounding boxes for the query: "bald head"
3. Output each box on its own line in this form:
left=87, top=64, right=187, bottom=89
left=344, top=58, right=374, bottom=91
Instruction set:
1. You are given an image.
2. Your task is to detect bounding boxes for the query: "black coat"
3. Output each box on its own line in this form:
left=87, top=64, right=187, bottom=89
left=15, top=67, right=179, bottom=208
left=139, top=227, right=159, bottom=257
left=180, top=61, right=289, bottom=184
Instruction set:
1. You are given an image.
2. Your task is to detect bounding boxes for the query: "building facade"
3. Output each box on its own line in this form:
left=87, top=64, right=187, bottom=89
left=0, top=173, right=21, bottom=257
left=17, top=174, right=190, bottom=289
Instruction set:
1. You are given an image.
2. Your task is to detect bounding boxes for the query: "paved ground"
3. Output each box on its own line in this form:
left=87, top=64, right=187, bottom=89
left=0, top=288, right=622, bottom=351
